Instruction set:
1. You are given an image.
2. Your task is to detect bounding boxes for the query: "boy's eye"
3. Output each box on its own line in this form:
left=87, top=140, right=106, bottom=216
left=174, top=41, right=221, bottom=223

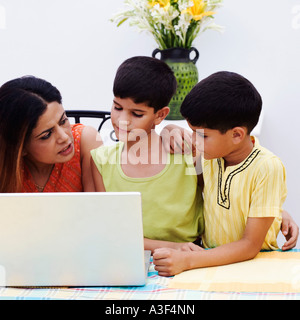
left=114, top=105, right=122, bottom=111
left=196, top=131, right=206, bottom=138
left=132, top=112, right=143, bottom=118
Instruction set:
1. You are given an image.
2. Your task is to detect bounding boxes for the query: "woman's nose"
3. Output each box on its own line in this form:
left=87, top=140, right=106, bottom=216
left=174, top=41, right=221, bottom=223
left=56, top=126, right=69, bottom=143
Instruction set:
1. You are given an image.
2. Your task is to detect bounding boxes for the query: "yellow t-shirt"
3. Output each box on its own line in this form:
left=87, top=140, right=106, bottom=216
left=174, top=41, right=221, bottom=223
left=91, top=142, right=204, bottom=243
left=202, top=137, right=286, bottom=250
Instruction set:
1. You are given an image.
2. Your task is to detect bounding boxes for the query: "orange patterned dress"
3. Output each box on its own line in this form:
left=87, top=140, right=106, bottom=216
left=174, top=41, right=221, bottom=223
left=22, top=124, right=84, bottom=192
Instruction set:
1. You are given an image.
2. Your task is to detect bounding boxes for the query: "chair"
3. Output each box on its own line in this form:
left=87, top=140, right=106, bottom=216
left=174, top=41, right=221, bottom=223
left=65, top=110, right=111, bottom=132
left=66, top=110, right=117, bottom=142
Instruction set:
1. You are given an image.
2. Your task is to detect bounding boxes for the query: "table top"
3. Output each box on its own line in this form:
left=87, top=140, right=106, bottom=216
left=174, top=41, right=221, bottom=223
left=1, top=250, right=299, bottom=301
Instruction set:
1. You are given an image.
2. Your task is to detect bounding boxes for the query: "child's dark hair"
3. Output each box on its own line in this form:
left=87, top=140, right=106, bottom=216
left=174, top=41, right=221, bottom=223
left=180, top=71, right=262, bottom=134
left=113, top=56, right=177, bottom=112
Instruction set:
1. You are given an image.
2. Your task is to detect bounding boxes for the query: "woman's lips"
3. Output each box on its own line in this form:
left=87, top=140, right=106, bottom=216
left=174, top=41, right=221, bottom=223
left=58, top=143, right=73, bottom=156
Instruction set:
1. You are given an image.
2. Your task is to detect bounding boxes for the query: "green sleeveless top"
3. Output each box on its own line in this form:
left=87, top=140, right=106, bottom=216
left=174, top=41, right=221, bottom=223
left=91, top=142, right=204, bottom=243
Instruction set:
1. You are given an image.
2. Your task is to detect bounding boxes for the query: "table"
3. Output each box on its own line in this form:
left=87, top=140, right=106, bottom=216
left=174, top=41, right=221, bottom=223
left=1, top=250, right=299, bottom=300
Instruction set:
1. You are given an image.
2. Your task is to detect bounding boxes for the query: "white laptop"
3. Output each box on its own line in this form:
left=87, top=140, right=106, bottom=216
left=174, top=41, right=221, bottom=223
left=0, top=192, right=150, bottom=287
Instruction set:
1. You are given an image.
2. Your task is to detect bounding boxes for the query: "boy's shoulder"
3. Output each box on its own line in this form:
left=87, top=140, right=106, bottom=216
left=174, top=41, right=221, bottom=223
left=94, top=141, right=122, bottom=153
left=252, top=137, right=284, bottom=165
left=251, top=137, right=286, bottom=176
left=91, top=142, right=122, bottom=165
left=204, top=136, right=285, bottom=174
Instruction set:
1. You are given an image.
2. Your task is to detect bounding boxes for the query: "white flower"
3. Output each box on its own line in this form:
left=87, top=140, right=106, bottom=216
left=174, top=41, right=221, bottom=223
left=177, top=0, right=194, bottom=12
left=111, top=0, right=224, bottom=49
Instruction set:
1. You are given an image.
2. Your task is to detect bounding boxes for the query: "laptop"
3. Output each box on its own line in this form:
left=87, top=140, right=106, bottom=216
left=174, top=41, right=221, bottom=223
left=0, top=192, right=150, bottom=287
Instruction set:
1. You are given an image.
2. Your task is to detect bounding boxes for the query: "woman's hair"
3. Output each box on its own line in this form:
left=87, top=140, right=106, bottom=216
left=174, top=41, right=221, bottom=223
left=0, top=76, right=62, bottom=192
left=113, top=56, right=177, bottom=112
left=180, top=71, right=262, bottom=134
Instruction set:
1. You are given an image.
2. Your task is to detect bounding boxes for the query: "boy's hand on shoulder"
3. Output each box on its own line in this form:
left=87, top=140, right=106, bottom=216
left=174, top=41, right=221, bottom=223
left=161, top=124, right=193, bottom=155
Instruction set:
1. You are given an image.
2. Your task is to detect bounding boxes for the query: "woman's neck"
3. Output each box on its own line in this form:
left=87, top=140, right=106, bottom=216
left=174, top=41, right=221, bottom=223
left=24, top=158, right=54, bottom=190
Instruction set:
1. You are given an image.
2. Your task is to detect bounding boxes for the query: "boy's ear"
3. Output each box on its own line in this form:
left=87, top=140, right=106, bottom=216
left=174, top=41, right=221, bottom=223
left=231, top=127, right=247, bottom=144
left=154, top=107, right=170, bottom=125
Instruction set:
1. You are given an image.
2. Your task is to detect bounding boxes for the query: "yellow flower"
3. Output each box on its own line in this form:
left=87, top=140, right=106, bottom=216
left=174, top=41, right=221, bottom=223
left=148, top=0, right=171, bottom=11
left=182, top=0, right=216, bottom=21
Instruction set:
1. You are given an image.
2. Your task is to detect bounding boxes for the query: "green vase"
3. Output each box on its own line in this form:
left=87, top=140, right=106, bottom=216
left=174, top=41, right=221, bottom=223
left=152, top=47, right=199, bottom=120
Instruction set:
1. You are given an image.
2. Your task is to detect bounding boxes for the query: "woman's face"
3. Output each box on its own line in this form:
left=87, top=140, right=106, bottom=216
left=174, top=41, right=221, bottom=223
left=24, top=102, right=74, bottom=165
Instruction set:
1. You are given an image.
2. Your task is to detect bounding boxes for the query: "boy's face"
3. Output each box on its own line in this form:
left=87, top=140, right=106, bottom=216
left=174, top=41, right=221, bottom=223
left=111, top=97, right=164, bottom=142
left=189, top=124, right=234, bottom=160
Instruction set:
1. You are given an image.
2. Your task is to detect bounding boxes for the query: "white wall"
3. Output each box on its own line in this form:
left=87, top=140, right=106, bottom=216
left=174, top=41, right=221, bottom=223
left=0, top=0, right=299, bottom=246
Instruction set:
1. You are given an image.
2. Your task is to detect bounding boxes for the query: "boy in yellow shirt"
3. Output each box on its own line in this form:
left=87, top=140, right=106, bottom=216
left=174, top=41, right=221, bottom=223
left=153, top=71, right=294, bottom=276
left=91, top=56, right=204, bottom=252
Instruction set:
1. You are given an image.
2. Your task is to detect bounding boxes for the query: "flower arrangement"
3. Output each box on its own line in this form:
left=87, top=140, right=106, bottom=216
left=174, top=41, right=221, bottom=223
left=111, top=0, right=224, bottom=50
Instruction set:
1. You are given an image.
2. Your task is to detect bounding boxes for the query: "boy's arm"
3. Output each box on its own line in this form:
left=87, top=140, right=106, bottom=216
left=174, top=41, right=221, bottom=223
left=153, top=217, right=274, bottom=277
left=90, top=157, right=106, bottom=192
left=161, top=124, right=204, bottom=188
left=145, top=238, right=203, bottom=255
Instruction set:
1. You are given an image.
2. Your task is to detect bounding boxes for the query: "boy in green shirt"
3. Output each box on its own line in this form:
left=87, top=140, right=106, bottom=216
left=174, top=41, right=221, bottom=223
left=91, top=56, right=204, bottom=252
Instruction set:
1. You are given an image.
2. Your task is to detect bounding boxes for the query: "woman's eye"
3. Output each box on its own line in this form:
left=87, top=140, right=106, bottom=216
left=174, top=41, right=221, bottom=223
left=60, top=117, right=69, bottom=125
left=40, top=131, right=52, bottom=140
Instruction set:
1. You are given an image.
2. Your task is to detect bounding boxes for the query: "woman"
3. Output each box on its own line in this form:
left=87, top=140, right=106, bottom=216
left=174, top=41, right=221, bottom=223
left=0, top=76, right=102, bottom=193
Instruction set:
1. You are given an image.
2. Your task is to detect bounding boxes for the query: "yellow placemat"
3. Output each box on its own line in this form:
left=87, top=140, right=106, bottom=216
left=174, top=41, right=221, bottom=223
left=169, top=251, right=300, bottom=293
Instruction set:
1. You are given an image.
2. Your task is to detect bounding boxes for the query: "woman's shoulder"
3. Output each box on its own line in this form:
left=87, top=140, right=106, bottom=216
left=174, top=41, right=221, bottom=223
left=71, top=124, right=103, bottom=158
left=71, top=123, right=85, bottom=137
left=71, top=123, right=85, bottom=131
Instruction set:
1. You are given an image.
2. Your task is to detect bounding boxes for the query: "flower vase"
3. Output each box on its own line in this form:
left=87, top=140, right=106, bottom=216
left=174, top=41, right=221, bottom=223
left=152, top=47, right=199, bottom=120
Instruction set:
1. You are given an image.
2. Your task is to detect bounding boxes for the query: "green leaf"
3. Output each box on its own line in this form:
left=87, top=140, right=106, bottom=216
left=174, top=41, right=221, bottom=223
left=117, top=18, right=128, bottom=27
